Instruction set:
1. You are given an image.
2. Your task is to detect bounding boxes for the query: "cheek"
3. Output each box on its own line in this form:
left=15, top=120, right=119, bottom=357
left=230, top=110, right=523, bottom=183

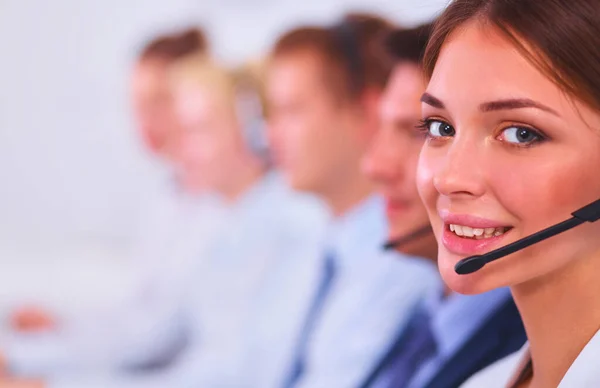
left=406, top=148, right=422, bottom=199
left=293, top=111, right=332, bottom=164
left=417, top=148, right=440, bottom=220
left=490, top=151, right=600, bottom=228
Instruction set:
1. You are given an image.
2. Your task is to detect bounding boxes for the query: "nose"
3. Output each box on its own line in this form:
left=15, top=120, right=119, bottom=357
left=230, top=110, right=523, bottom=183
left=362, top=127, right=406, bottom=186
left=432, top=136, right=486, bottom=200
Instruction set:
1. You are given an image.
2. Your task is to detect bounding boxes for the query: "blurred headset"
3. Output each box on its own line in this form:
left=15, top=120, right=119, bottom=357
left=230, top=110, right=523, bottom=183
left=231, top=65, right=271, bottom=164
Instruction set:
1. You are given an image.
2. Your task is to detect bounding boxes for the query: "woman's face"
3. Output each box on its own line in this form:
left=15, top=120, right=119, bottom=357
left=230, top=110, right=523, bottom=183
left=417, top=20, right=600, bottom=294
left=174, top=83, right=241, bottom=192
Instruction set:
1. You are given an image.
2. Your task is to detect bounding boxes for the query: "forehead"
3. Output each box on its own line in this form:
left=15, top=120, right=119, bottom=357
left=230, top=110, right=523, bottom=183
left=428, top=20, right=566, bottom=112
left=385, top=63, right=426, bottom=101
left=131, top=60, right=169, bottom=95
left=178, top=83, right=232, bottom=119
left=267, top=50, right=331, bottom=95
left=381, top=63, right=426, bottom=116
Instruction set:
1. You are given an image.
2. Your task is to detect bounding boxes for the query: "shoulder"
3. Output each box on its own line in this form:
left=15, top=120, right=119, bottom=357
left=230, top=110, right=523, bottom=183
left=559, top=329, right=600, bottom=387
left=461, top=345, right=528, bottom=388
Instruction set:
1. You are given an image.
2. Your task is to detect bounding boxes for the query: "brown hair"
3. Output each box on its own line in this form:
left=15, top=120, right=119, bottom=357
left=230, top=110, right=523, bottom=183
left=424, top=0, right=600, bottom=110
left=271, top=13, right=395, bottom=100
left=140, top=27, right=208, bottom=63
left=382, top=23, right=433, bottom=67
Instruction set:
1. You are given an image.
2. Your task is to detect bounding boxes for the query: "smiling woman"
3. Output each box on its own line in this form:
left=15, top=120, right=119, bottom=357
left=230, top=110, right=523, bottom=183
left=415, top=0, right=600, bottom=387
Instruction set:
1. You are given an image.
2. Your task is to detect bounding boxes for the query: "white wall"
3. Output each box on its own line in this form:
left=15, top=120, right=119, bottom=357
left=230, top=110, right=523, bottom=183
left=0, top=0, right=446, bottom=307
left=0, top=0, right=445, bottom=320
left=0, top=0, right=446, bottom=250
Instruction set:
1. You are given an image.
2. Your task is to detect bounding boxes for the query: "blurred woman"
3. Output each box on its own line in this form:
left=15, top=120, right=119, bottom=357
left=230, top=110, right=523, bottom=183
left=416, top=0, right=600, bottom=386
left=170, top=56, right=270, bottom=199
left=1, top=27, right=223, bottom=379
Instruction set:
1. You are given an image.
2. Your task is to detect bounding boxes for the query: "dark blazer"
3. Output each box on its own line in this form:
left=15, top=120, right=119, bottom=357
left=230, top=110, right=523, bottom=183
left=359, top=297, right=527, bottom=388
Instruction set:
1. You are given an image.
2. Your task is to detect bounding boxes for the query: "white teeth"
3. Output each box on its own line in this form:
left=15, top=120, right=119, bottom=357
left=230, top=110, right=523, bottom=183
left=449, top=224, right=509, bottom=239
left=462, top=226, right=474, bottom=237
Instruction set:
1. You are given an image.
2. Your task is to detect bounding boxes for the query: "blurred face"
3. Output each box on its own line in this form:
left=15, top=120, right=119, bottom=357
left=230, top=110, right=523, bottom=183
left=130, top=59, right=182, bottom=159
left=363, top=63, right=434, bottom=257
left=267, top=50, right=364, bottom=196
left=174, top=83, right=242, bottom=193
left=417, top=21, right=600, bottom=294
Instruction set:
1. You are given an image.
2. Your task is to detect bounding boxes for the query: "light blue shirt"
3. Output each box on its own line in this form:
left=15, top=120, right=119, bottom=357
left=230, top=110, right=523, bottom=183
left=5, top=177, right=229, bottom=377
left=11, top=171, right=329, bottom=388
left=405, top=285, right=512, bottom=388
left=243, top=195, right=439, bottom=388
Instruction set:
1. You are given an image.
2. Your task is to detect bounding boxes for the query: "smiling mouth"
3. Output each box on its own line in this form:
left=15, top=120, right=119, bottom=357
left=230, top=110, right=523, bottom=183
left=447, top=224, right=514, bottom=240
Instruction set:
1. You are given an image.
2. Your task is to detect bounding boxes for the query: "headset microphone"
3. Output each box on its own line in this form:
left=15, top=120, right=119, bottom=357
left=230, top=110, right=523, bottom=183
left=455, top=198, right=600, bottom=275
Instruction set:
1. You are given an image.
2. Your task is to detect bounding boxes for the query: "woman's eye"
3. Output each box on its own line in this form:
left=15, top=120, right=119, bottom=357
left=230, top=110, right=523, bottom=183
left=428, top=120, right=455, bottom=138
left=498, top=126, right=543, bottom=145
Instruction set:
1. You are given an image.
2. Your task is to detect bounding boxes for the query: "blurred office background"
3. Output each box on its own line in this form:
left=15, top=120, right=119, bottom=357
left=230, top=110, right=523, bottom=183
left=0, top=0, right=446, bottom=320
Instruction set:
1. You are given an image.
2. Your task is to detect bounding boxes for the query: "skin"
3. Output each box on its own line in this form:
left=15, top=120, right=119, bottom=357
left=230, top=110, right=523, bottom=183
left=417, top=19, right=600, bottom=387
left=172, top=81, right=265, bottom=200
left=267, top=49, right=377, bottom=216
left=362, top=62, right=437, bottom=259
left=130, top=59, right=183, bottom=161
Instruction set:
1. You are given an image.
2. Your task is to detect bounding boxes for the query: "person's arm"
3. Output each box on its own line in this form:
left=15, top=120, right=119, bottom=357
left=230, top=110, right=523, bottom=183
left=0, top=352, right=7, bottom=377
left=0, top=378, right=44, bottom=388
left=11, top=308, right=56, bottom=333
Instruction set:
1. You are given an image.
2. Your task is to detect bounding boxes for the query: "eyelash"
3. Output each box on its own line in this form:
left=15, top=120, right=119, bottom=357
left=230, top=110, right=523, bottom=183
left=415, top=118, right=549, bottom=148
left=415, top=118, right=432, bottom=135
left=499, top=124, right=549, bottom=149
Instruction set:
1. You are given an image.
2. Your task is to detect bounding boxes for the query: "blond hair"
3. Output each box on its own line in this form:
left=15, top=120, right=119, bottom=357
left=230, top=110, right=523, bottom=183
left=169, top=54, right=266, bottom=122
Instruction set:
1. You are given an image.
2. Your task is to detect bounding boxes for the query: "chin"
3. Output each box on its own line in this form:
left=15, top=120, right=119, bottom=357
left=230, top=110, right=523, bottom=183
left=437, top=251, right=495, bottom=295
left=287, top=175, right=315, bottom=194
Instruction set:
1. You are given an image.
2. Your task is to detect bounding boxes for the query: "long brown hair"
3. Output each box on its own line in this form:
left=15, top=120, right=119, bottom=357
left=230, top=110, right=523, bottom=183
left=424, top=0, right=600, bottom=110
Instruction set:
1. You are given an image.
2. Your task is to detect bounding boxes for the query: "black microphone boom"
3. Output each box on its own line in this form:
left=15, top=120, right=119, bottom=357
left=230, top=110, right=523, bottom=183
left=455, top=198, right=600, bottom=275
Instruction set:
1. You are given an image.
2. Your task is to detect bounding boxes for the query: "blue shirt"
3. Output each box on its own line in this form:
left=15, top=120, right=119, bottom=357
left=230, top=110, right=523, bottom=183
left=406, top=285, right=512, bottom=388
left=23, top=171, right=329, bottom=388
left=244, top=195, right=439, bottom=388
left=5, top=177, right=229, bottom=377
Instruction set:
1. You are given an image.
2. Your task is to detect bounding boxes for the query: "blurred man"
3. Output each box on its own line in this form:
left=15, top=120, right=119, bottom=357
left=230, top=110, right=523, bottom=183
left=131, top=28, right=208, bottom=164
left=0, top=52, right=327, bottom=388
left=0, top=27, right=222, bottom=379
left=358, top=24, right=526, bottom=388
left=252, top=14, right=438, bottom=388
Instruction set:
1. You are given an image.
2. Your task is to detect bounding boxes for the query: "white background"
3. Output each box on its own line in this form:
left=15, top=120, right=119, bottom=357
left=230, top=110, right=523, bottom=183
left=0, top=0, right=446, bottom=308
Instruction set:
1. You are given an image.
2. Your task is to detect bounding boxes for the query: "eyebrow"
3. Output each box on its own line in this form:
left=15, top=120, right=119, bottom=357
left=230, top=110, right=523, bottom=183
left=480, top=98, right=559, bottom=116
left=421, top=93, right=560, bottom=116
left=420, top=93, right=445, bottom=109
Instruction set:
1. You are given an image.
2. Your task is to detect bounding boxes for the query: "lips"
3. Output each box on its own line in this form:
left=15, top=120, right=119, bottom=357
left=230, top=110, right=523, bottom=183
left=439, top=211, right=514, bottom=256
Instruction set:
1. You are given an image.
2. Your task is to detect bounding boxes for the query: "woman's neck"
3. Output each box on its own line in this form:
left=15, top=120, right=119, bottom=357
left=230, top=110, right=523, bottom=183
left=512, top=250, right=600, bottom=388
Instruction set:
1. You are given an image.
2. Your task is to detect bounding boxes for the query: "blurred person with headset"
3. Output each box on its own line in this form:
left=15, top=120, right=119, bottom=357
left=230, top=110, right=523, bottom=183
left=0, top=48, right=327, bottom=388
left=0, top=27, right=229, bottom=380
left=245, top=13, right=438, bottom=388
left=358, top=24, right=526, bottom=388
